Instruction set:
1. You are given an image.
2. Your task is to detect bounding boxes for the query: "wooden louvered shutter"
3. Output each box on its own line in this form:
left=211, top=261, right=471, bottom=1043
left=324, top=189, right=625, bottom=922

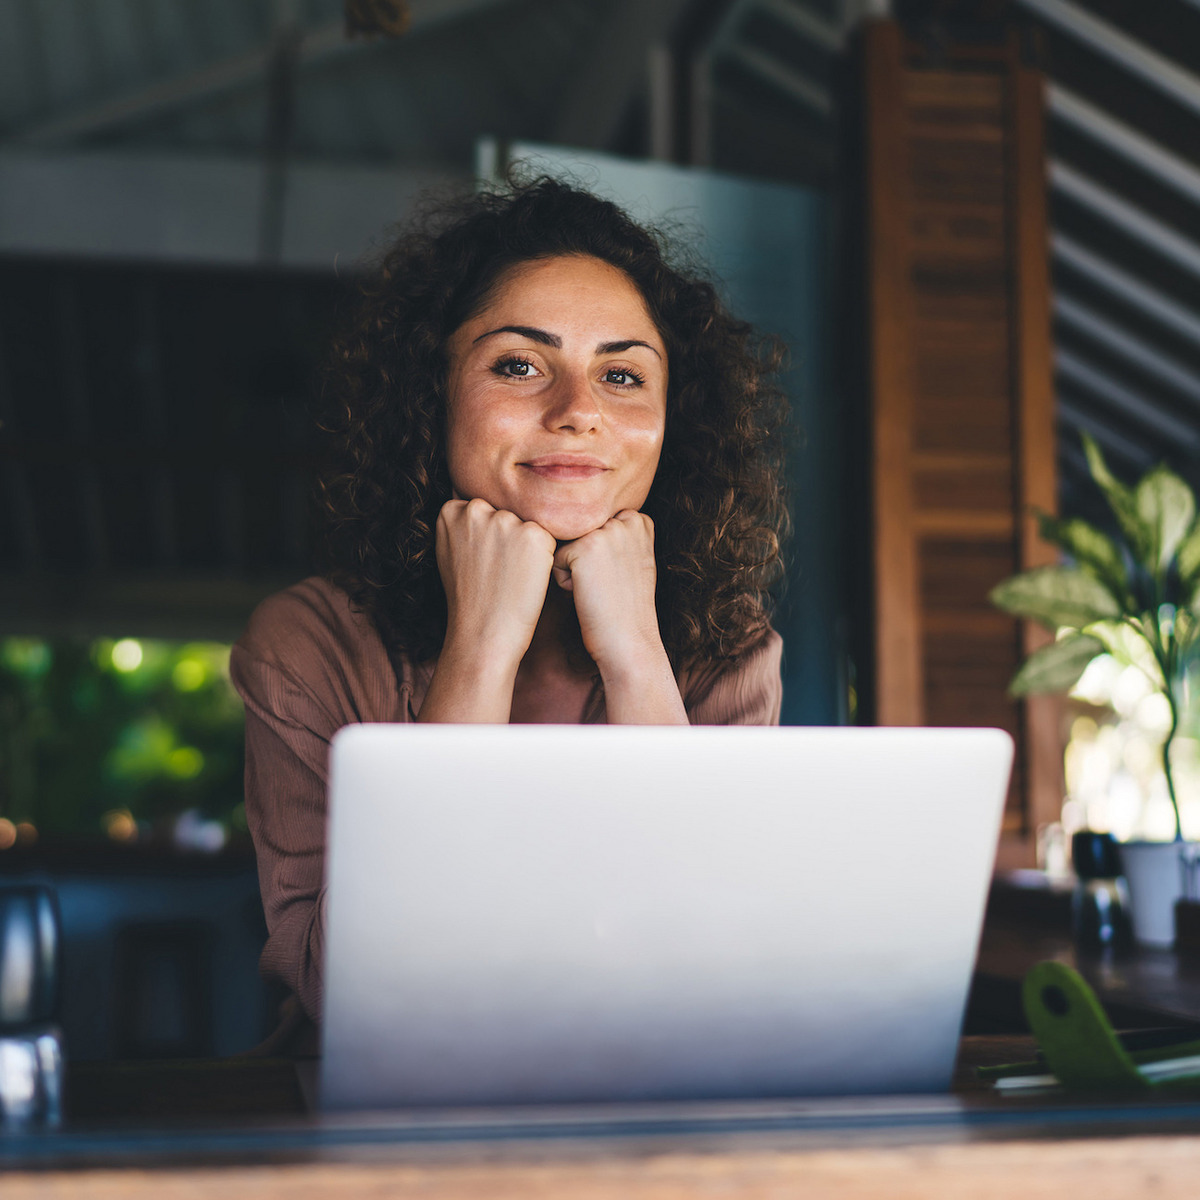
left=859, top=19, right=1060, bottom=869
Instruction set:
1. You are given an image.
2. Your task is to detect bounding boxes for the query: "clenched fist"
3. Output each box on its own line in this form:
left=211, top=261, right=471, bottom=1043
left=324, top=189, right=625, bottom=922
left=551, top=510, right=660, bottom=676
left=436, top=497, right=557, bottom=673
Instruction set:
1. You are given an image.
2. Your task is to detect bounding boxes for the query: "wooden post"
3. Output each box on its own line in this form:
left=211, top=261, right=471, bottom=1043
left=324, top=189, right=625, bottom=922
left=858, top=20, right=1060, bottom=867
left=864, top=20, right=923, bottom=727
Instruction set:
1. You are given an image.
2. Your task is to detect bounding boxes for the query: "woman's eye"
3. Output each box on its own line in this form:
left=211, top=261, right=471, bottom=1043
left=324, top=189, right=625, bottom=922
left=603, top=368, right=644, bottom=388
left=493, top=357, right=539, bottom=378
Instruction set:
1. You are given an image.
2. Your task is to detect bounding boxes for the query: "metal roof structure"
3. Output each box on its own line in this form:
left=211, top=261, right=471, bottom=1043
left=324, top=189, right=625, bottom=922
left=3, top=0, right=604, bottom=163
left=0, top=0, right=844, bottom=640
left=4, top=0, right=1200, bottom=634
left=690, top=0, right=1200, bottom=522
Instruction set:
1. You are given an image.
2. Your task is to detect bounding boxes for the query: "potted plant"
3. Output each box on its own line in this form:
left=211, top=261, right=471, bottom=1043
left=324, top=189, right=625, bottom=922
left=990, top=434, right=1200, bottom=946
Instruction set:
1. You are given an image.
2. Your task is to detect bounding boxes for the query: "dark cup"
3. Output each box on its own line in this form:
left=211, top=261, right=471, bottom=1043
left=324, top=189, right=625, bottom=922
left=0, top=885, right=61, bottom=1029
left=1072, top=830, right=1124, bottom=881
left=1071, top=831, right=1132, bottom=951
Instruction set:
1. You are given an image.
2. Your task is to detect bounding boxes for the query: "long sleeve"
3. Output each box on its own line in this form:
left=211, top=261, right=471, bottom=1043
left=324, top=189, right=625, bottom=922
left=232, top=576, right=783, bottom=1029
left=232, top=655, right=335, bottom=1024
left=683, top=628, right=784, bottom=725
left=229, top=577, right=412, bottom=1024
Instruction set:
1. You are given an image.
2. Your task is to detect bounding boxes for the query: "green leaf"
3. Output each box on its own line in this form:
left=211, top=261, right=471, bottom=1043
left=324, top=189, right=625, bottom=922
left=1135, top=465, right=1196, bottom=572
left=1177, top=522, right=1200, bottom=592
left=1009, top=633, right=1106, bottom=697
left=1082, top=433, right=1151, bottom=561
left=1035, top=510, right=1128, bottom=597
left=1085, top=619, right=1131, bottom=657
left=990, top=566, right=1121, bottom=631
left=1177, top=605, right=1200, bottom=652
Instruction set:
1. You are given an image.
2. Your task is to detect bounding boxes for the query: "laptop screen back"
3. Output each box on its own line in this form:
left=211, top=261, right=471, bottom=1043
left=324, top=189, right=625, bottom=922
left=320, top=724, right=1011, bottom=1109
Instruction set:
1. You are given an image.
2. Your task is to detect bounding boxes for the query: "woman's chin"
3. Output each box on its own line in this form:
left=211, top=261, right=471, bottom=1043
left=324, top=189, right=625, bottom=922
left=521, top=506, right=611, bottom=542
left=541, top=518, right=605, bottom=542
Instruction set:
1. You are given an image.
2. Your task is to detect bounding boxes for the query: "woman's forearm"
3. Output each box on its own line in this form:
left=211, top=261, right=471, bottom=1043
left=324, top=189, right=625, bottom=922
left=417, top=637, right=520, bottom=723
left=597, top=639, right=689, bottom=725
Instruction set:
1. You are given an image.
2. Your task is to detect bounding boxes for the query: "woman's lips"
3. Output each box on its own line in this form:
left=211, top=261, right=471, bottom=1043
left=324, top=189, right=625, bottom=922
left=519, top=456, right=610, bottom=480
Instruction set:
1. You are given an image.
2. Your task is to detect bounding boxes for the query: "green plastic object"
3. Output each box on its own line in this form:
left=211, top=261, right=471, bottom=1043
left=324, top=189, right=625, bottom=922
left=1021, top=961, right=1148, bottom=1091
left=985, top=962, right=1200, bottom=1092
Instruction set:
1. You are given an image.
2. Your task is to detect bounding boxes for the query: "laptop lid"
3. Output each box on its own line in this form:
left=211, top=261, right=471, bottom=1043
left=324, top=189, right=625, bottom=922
left=320, top=724, right=1011, bottom=1109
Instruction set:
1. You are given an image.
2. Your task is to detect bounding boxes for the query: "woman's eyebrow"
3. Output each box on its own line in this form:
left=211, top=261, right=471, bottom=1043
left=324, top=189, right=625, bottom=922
left=473, top=325, right=560, bottom=347
left=597, top=339, right=662, bottom=360
left=472, top=326, right=663, bottom=361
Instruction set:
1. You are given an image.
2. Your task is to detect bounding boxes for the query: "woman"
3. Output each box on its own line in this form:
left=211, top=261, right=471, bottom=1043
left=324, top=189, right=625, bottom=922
left=231, top=177, right=791, bottom=1041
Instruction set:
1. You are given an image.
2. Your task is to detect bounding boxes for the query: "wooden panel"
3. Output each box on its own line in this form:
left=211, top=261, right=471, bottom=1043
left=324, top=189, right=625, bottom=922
left=914, top=456, right=1014, bottom=512
left=924, top=635, right=1019, bottom=719
left=919, top=535, right=1023, bottom=820
left=865, top=19, right=923, bottom=726
left=1010, top=63, right=1064, bottom=855
left=913, top=390, right=1014, bottom=456
left=920, top=538, right=1016, bottom=612
left=860, top=21, right=1059, bottom=868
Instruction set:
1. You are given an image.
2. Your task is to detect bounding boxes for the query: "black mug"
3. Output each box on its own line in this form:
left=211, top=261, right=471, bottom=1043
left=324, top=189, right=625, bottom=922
left=1071, top=831, right=1132, bottom=951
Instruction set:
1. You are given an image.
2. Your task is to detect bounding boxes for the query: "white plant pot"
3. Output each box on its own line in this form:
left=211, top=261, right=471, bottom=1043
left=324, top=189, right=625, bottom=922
left=1118, top=841, right=1199, bottom=947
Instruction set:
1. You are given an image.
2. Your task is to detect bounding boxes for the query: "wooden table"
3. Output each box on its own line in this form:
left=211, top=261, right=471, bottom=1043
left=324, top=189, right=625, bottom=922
left=12, top=883, right=1200, bottom=1197
left=4, top=1036, right=1200, bottom=1197
left=972, top=875, right=1200, bottom=1030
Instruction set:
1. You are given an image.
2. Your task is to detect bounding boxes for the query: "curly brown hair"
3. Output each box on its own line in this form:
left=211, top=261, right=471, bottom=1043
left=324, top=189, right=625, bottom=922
left=317, top=175, right=790, bottom=671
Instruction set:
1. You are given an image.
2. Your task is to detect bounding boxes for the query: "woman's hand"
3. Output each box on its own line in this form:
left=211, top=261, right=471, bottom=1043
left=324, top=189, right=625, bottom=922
left=438, top=497, right=557, bottom=668
left=552, top=510, right=660, bottom=674
left=553, top=511, right=688, bottom=724
left=419, top=498, right=556, bottom=722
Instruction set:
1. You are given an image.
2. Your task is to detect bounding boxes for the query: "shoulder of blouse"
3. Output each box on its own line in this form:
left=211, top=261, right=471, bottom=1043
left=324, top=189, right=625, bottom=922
left=680, top=625, right=783, bottom=724
left=230, top=576, right=418, bottom=721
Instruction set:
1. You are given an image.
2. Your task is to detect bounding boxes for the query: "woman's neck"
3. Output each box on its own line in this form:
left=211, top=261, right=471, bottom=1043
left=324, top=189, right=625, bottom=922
left=507, top=584, right=598, bottom=724
left=520, top=584, right=592, bottom=679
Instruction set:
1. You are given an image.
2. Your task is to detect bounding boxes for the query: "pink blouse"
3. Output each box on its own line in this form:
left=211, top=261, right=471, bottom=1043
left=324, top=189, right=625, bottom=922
left=231, top=575, right=783, bottom=1025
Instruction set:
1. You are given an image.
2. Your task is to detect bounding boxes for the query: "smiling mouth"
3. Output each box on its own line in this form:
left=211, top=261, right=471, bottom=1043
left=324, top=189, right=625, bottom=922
left=519, top=456, right=610, bottom=480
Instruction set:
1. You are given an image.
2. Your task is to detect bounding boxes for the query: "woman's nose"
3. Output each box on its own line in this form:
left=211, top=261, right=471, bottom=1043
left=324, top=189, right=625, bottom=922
left=542, top=370, right=601, bottom=433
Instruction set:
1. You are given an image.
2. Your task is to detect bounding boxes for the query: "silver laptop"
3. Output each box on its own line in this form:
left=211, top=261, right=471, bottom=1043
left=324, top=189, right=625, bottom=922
left=320, top=725, right=1011, bottom=1110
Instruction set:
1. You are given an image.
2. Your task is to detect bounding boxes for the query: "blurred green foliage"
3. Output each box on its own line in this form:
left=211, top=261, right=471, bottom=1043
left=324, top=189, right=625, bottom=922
left=0, top=637, right=245, bottom=839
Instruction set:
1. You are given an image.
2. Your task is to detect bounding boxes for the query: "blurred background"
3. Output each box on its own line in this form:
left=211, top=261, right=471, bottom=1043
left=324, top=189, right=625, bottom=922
left=2, top=0, right=1199, bottom=1056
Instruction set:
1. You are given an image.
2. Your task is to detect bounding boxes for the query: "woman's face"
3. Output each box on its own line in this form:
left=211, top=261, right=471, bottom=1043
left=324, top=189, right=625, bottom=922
left=444, top=254, right=668, bottom=542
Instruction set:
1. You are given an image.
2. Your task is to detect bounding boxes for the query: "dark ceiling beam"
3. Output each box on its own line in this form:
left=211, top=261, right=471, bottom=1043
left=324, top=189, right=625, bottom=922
left=1051, top=161, right=1200, bottom=284
left=1053, top=235, right=1200, bottom=353
left=55, top=278, right=110, bottom=570
left=0, top=331, right=42, bottom=569
left=1056, top=349, right=1200, bottom=452
left=1049, top=84, right=1200, bottom=209
left=1057, top=427, right=1150, bottom=484
left=724, top=43, right=833, bottom=115
left=134, top=280, right=180, bottom=570
left=551, top=0, right=697, bottom=150
left=0, top=573, right=299, bottom=642
left=1015, top=0, right=1200, bottom=121
left=1055, top=293, right=1200, bottom=414
left=756, top=0, right=844, bottom=50
left=7, top=0, right=515, bottom=148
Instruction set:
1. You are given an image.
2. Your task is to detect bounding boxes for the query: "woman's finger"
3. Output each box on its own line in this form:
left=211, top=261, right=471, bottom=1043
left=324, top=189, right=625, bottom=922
left=552, top=543, right=575, bottom=591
